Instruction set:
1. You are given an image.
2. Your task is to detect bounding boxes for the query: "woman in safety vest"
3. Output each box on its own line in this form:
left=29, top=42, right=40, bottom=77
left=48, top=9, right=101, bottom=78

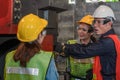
left=65, top=15, right=96, bottom=80
left=4, top=14, right=59, bottom=80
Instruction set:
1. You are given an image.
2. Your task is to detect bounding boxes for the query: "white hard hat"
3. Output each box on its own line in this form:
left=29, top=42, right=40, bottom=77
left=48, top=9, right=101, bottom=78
left=93, top=5, right=116, bottom=20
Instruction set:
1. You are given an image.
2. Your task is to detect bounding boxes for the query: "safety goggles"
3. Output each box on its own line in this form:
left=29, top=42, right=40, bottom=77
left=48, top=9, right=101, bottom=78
left=41, top=30, right=47, bottom=36
left=93, top=19, right=111, bottom=25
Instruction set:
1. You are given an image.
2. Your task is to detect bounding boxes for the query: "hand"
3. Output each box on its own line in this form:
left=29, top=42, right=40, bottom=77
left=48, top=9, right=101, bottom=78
left=54, top=42, right=64, bottom=53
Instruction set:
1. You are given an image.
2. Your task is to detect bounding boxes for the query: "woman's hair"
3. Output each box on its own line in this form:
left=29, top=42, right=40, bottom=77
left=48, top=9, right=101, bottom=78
left=88, top=25, right=97, bottom=42
left=14, top=41, right=41, bottom=67
left=88, top=26, right=94, bottom=33
left=90, top=35, right=97, bottom=42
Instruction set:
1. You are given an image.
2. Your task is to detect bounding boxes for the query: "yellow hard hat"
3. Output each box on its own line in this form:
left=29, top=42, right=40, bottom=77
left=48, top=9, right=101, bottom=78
left=17, top=14, right=48, bottom=42
left=77, top=15, right=94, bottom=26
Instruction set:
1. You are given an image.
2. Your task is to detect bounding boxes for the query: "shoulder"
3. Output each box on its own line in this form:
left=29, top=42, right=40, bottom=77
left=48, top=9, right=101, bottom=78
left=99, top=37, right=114, bottom=44
left=67, top=40, right=77, bottom=44
left=99, top=37, right=115, bottom=50
left=6, top=50, right=15, bottom=57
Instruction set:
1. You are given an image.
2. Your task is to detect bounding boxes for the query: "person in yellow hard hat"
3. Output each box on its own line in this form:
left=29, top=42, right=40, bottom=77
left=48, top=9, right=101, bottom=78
left=55, top=5, right=120, bottom=80
left=4, top=14, right=59, bottom=80
left=65, top=15, right=96, bottom=80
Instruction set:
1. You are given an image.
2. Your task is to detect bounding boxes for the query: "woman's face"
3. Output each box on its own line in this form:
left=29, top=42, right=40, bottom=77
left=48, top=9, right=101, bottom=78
left=37, top=33, right=46, bottom=44
left=77, top=23, right=92, bottom=40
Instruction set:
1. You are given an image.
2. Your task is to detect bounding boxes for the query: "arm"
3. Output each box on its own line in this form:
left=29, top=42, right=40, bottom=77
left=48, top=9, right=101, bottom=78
left=46, top=58, right=59, bottom=80
left=64, top=38, right=115, bottom=59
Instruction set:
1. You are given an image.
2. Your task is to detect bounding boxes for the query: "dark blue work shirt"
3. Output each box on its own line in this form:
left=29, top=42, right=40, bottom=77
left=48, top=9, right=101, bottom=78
left=64, top=29, right=117, bottom=80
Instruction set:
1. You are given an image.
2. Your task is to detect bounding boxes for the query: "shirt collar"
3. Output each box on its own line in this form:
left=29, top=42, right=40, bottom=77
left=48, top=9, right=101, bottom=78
left=101, top=28, right=115, bottom=38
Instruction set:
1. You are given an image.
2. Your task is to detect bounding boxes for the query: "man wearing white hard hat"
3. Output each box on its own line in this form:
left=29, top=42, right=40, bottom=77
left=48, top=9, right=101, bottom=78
left=55, top=5, right=120, bottom=80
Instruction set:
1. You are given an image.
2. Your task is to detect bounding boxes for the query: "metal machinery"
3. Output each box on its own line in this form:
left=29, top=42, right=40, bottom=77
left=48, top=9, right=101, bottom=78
left=0, top=0, right=66, bottom=80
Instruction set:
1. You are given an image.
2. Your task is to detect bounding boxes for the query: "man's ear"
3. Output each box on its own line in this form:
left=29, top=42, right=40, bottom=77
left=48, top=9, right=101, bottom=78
left=107, top=21, right=112, bottom=26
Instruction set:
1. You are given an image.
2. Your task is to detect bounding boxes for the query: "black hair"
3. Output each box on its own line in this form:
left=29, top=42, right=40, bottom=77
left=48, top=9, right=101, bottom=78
left=87, top=25, right=97, bottom=42
left=88, top=26, right=94, bottom=33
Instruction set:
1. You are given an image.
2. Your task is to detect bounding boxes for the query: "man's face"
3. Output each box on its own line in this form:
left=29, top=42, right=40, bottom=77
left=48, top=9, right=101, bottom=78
left=77, top=23, right=92, bottom=40
left=93, top=18, right=111, bottom=35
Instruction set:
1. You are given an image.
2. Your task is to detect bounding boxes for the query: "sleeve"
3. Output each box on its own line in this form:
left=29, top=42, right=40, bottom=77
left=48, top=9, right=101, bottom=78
left=64, top=38, right=115, bottom=59
left=46, top=58, right=59, bottom=80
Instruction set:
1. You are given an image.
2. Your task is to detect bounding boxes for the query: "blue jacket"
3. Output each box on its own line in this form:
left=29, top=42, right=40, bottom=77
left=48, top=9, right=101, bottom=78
left=46, top=58, right=59, bottom=80
left=64, top=29, right=117, bottom=80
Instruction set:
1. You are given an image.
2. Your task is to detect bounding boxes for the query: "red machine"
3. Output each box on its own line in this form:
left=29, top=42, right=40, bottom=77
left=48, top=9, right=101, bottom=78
left=0, top=0, right=17, bottom=34
left=0, top=0, right=54, bottom=51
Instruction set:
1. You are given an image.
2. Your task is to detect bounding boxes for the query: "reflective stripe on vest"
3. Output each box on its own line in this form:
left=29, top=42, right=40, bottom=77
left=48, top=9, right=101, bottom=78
left=4, top=50, right=52, bottom=80
left=6, top=67, right=39, bottom=76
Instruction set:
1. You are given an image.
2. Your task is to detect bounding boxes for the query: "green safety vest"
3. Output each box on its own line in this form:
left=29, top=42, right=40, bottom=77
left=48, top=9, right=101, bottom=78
left=67, top=40, right=93, bottom=79
left=4, top=50, right=52, bottom=80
